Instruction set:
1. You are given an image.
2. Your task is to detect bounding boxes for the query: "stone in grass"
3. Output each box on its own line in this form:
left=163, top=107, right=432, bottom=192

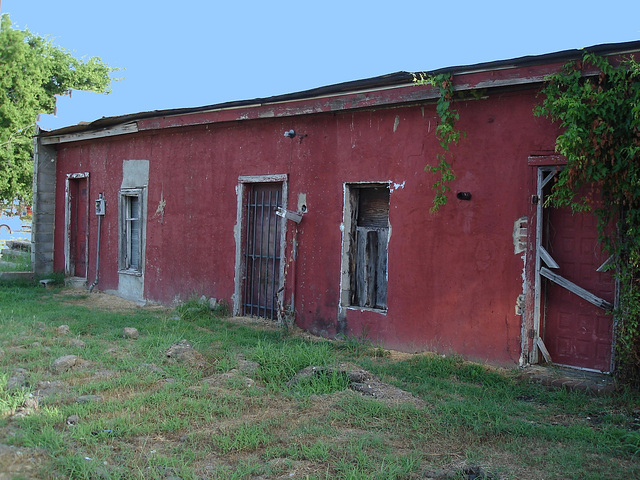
left=66, top=414, right=80, bottom=426
left=51, top=355, right=88, bottom=373
left=69, top=338, right=86, bottom=348
left=7, top=368, right=29, bottom=390
left=76, top=395, right=103, bottom=403
left=166, top=340, right=208, bottom=369
left=35, top=380, right=67, bottom=397
left=123, top=327, right=139, bottom=339
left=197, top=295, right=218, bottom=310
left=56, top=325, right=70, bottom=335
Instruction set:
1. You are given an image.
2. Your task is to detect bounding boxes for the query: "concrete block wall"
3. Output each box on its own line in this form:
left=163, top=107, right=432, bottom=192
left=32, top=134, right=56, bottom=275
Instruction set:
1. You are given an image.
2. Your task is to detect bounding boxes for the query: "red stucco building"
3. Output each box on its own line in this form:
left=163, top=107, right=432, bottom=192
left=33, top=41, right=640, bottom=372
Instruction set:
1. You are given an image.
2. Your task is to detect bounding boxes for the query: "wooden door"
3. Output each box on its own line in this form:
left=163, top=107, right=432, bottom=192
left=541, top=187, right=615, bottom=372
left=68, top=177, right=89, bottom=278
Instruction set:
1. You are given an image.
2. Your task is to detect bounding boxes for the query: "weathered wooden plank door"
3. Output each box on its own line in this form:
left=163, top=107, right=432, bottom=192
left=242, top=183, right=283, bottom=319
left=350, top=185, right=389, bottom=309
left=67, top=176, right=89, bottom=278
left=538, top=170, right=615, bottom=372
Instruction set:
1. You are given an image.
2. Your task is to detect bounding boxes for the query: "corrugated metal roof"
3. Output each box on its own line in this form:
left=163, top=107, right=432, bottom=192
left=39, top=40, right=640, bottom=138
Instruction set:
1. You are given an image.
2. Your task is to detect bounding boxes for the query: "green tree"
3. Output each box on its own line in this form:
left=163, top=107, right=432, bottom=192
left=0, top=13, right=116, bottom=205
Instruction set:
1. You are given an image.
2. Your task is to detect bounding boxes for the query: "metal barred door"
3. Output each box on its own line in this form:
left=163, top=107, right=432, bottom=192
left=242, top=183, right=283, bottom=319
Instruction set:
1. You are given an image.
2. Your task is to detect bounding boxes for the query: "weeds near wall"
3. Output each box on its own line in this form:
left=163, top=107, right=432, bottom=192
left=412, top=73, right=464, bottom=212
left=535, top=52, right=640, bottom=386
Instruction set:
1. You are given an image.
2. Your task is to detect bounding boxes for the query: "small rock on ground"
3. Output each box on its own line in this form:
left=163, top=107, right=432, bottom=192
left=166, top=340, right=208, bottom=369
left=56, top=325, right=70, bottom=335
left=66, top=414, right=80, bottom=426
left=123, top=327, right=139, bottom=339
left=76, top=395, right=103, bottom=403
left=69, top=338, right=86, bottom=348
left=51, top=355, right=88, bottom=373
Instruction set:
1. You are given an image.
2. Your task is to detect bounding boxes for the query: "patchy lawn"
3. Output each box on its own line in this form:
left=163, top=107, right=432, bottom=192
left=0, top=284, right=639, bottom=479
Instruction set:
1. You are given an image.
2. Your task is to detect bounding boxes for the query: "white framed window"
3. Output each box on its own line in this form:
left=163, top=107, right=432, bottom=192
left=119, top=188, right=144, bottom=274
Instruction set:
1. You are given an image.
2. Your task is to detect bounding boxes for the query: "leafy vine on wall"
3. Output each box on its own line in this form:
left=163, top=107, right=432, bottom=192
left=415, top=51, right=640, bottom=385
left=412, top=73, right=464, bottom=212
left=535, top=52, right=640, bottom=385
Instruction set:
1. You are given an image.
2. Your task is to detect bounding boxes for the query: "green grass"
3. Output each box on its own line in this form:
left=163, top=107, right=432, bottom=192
left=0, top=280, right=638, bottom=479
left=0, top=374, right=31, bottom=416
left=0, top=252, right=31, bottom=272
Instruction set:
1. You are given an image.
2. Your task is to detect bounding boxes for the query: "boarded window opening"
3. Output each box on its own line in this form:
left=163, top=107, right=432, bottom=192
left=344, top=184, right=389, bottom=310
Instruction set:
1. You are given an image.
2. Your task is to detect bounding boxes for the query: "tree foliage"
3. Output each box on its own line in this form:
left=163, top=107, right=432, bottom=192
left=0, top=14, right=116, bottom=205
left=536, top=52, right=640, bottom=385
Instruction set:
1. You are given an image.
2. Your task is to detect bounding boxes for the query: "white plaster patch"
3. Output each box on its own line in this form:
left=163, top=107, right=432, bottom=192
left=518, top=251, right=528, bottom=366
left=393, top=115, right=400, bottom=132
left=389, top=181, right=406, bottom=192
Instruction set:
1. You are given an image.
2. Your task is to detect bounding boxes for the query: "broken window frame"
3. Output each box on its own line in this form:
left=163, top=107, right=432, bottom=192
left=341, top=183, right=390, bottom=311
left=119, top=187, right=144, bottom=275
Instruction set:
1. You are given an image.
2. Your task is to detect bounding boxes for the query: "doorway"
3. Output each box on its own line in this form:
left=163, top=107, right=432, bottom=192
left=236, top=177, right=286, bottom=320
left=534, top=167, right=615, bottom=372
left=65, top=173, right=89, bottom=279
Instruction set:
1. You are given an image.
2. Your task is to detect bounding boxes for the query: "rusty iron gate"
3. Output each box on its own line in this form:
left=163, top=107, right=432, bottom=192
left=242, top=183, right=283, bottom=319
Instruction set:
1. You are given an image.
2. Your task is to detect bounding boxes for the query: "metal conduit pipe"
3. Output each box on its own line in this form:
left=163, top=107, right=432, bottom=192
left=89, top=194, right=104, bottom=292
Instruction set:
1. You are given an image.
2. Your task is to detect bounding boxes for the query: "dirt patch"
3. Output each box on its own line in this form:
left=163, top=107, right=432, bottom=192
left=0, top=444, right=49, bottom=480
left=57, top=289, right=168, bottom=312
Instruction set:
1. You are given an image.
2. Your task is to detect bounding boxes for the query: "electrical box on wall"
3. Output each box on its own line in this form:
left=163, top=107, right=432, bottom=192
left=95, top=196, right=105, bottom=216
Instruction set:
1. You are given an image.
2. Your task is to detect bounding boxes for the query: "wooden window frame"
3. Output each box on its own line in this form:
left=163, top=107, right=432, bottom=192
left=119, top=187, right=144, bottom=275
left=341, top=183, right=390, bottom=311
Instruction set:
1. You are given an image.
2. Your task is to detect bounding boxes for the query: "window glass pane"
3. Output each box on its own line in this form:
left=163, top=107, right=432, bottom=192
left=120, top=192, right=142, bottom=272
left=129, top=196, right=140, bottom=269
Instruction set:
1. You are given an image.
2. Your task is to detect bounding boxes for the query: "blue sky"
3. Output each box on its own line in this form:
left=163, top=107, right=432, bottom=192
left=2, top=1, right=639, bottom=130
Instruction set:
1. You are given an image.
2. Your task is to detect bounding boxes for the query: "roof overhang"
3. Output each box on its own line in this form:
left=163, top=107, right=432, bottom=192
left=39, top=40, right=640, bottom=145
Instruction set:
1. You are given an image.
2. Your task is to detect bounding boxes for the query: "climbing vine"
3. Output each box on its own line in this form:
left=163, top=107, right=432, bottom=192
left=415, top=52, right=640, bottom=385
left=535, top=52, right=640, bottom=386
left=413, top=73, right=464, bottom=212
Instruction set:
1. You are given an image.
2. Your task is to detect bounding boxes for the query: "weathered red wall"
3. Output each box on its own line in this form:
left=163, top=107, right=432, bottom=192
left=53, top=86, right=559, bottom=365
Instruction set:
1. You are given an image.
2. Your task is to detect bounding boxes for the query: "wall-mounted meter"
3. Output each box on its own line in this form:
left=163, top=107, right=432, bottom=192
left=95, top=195, right=106, bottom=216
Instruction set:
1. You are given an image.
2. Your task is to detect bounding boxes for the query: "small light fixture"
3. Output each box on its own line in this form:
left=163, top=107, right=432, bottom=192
left=456, top=192, right=472, bottom=201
